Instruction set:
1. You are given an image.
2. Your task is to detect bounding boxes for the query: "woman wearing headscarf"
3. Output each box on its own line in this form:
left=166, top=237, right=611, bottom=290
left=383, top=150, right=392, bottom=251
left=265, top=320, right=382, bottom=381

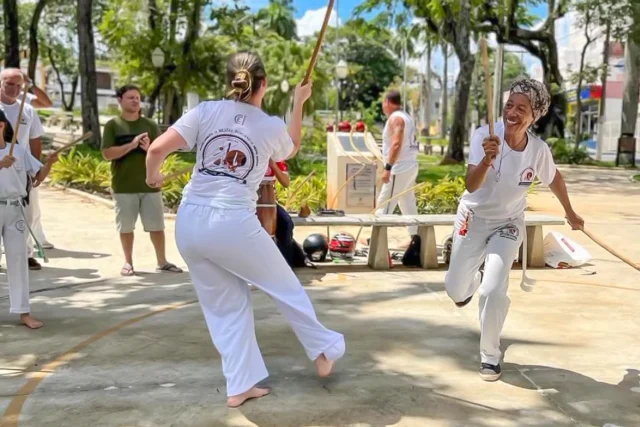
left=445, top=78, right=584, bottom=381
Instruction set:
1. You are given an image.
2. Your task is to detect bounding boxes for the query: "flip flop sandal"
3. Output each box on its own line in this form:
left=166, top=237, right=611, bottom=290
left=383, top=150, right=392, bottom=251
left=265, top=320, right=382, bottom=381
left=121, top=263, right=134, bottom=276
left=156, top=262, right=183, bottom=273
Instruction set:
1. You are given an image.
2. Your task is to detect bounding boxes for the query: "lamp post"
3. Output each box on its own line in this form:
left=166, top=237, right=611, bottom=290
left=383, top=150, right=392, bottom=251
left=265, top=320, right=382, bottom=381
left=335, top=59, right=348, bottom=122
left=280, top=79, right=290, bottom=122
left=151, top=47, right=165, bottom=122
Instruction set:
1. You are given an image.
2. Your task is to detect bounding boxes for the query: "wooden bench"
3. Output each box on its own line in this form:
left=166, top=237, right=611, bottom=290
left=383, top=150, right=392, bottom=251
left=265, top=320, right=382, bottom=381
left=291, top=213, right=565, bottom=270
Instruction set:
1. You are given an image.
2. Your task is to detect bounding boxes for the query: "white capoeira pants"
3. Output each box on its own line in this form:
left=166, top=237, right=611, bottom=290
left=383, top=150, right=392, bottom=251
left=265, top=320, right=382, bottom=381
left=0, top=200, right=31, bottom=314
left=175, top=203, right=346, bottom=397
left=445, top=204, right=525, bottom=366
left=26, top=186, right=47, bottom=257
left=375, top=164, right=419, bottom=235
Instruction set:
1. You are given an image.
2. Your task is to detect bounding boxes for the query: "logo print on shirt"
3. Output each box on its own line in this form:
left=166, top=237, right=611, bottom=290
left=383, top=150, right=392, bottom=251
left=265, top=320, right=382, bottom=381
left=199, top=131, right=256, bottom=184
left=518, top=167, right=535, bottom=187
left=234, top=114, right=246, bottom=125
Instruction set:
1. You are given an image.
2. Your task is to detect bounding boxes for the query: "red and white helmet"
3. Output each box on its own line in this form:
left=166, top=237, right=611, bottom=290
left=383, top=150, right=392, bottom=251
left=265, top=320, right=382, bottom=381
left=329, top=232, right=356, bottom=259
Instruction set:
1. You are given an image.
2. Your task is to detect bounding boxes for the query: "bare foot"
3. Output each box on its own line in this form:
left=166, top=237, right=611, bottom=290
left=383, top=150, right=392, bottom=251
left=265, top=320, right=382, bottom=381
left=226, top=387, right=270, bottom=408
left=20, top=314, right=43, bottom=329
left=315, top=353, right=335, bottom=378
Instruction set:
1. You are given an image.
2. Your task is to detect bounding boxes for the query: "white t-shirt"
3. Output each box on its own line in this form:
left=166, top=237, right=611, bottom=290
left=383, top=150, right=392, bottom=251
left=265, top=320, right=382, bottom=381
left=0, top=101, right=45, bottom=146
left=0, top=142, right=42, bottom=200
left=382, top=110, right=418, bottom=174
left=171, top=100, right=294, bottom=209
left=460, top=121, right=557, bottom=219
left=19, top=92, right=36, bottom=105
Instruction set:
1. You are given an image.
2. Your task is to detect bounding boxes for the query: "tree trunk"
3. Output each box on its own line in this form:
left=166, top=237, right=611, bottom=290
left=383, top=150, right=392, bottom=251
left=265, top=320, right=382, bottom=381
left=48, top=47, right=69, bottom=110
left=488, top=0, right=567, bottom=138
left=574, top=47, right=587, bottom=145
left=596, top=20, right=611, bottom=161
left=620, top=37, right=640, bottom=136
left=423, top=41, right=432, bottom=137
left=443, top=0, right=474, bottom=164
left=3, top=0, right=20, bottom=68
left=574, top=10, right=594, bottom=148
left=68, top=76, right=79, bottom=112
left=445, top=56, right=475, bottom=163
left=77, top=0, right=101, bottom=148
left=28, top=0, right=48, bottom=81
left=440, top=43, right=448, bottom=139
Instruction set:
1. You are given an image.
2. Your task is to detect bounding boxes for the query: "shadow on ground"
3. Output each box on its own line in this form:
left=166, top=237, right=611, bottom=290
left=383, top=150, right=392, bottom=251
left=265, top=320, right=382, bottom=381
left=1, top=267, right=639, bottom=427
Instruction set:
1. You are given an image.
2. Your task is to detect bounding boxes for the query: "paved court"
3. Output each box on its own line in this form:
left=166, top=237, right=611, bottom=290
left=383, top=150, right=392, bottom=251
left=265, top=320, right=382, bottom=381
left=1, top=168, right=639, bottom=427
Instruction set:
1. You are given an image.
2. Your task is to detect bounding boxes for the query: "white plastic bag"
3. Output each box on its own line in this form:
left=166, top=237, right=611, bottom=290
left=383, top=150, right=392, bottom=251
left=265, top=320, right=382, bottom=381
left=543, top=231, right=592, bottom=269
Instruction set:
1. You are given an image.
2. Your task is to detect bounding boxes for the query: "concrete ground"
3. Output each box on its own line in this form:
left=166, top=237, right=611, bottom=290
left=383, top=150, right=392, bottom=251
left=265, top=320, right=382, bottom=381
left=1, top=167, right=639, bottom=427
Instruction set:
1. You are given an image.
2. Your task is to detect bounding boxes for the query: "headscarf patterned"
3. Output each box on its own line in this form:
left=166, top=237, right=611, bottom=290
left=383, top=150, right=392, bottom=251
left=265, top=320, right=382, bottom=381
left=509, top=78, right=551, bottom=123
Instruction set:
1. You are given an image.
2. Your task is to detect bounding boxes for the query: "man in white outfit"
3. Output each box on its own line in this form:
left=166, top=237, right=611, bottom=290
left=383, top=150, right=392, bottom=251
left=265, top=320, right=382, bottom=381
left=21, top=72, right=54, bottom=251
left=0, top=68, right=48, bottom=270
left=375, top=90, right=419, bottom=237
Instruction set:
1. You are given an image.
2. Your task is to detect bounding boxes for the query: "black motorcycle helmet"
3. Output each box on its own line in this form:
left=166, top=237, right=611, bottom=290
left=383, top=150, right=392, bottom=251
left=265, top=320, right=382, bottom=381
left=303, top=233, right=329, bottom=262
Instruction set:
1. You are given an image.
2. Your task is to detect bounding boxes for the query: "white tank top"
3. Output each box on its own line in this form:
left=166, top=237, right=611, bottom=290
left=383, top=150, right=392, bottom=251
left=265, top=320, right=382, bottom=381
left=382, top=110, right=418, bottom=174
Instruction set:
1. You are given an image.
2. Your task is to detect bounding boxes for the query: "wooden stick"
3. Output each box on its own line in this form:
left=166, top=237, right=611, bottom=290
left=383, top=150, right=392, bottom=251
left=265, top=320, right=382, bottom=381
left=9, top=84, right=30, bottom=156
left=348, top=127, right=376, bottom=165
left=302, top=0, right=335, bottom=85
left=284, top=169, right=316, bottom=209
left=582, top=228, right=640, bottom=272
left=52, top=132, right=93, bottom=155
left=330, top=163, right=366, bottom=209
left=480, top=38, right=494, bottom=137
left=370, top=181, right=430, bottom=214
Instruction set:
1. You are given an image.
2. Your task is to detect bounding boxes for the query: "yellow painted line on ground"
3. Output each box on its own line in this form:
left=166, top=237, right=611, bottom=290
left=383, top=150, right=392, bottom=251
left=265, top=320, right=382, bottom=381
left=0, top=299, right=197, bottom=427
left=1, top=273, right=636, bottom=426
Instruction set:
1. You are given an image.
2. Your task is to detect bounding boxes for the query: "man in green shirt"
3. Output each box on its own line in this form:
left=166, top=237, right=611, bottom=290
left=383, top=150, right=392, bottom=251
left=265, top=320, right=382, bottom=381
left=101, top=84, right=182, bottom=276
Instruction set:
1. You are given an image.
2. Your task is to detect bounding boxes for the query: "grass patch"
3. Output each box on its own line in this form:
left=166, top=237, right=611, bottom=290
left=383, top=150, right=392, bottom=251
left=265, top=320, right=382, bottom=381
left=418, top=136, right=448, bottom=146
left=417, top=154, right=466, bottom=184
left=633, top=174, right=640, bottom=182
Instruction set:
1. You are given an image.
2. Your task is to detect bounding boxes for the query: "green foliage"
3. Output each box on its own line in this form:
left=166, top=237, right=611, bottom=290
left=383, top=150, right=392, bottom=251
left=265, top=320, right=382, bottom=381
left=300, top=115, right=327, bottom=155
left=633, top=174, right=640, bottom=182
left=276, top=176, right=327, bottom=212
left=470, top=48, right=528, bottom=124
left=49, top=147, right=111, bottom=193
left=415, top=175, right=466, bottom=214
left=547, top=138, right=590, bottom=164
left=258, top=38, right=333, bottom=118
left=100, top=105, right=121, bottom=116
left=287, top=156, right=327, bottom=178
left=49, top=145, right=196, bottom=211
left=39, top=0, right=80, bottom=111
left=159, top=155, right=194, bottom=211
left=99, top=0, right=228, bottom=104
left=0, top=1, right=35, bottom=58
left=320, top=19, right=403, bottom=116
left=416, top=154, right=466, bottom=183
left=255, top=0, right=298, bottom=40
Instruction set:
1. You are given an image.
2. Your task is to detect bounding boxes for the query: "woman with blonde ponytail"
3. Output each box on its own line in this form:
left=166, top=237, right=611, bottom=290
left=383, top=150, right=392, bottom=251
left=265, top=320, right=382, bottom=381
left=145, top=51, right=345, bottom=408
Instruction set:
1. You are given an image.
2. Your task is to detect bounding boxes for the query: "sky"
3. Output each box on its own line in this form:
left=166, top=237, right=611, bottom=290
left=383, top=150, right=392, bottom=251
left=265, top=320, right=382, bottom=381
left=240, top=1, right=560, bottom=85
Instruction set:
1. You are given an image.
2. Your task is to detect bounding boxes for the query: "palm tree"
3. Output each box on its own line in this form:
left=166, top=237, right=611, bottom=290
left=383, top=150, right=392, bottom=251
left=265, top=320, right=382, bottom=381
left=256, top=0, right=297, bottom=40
